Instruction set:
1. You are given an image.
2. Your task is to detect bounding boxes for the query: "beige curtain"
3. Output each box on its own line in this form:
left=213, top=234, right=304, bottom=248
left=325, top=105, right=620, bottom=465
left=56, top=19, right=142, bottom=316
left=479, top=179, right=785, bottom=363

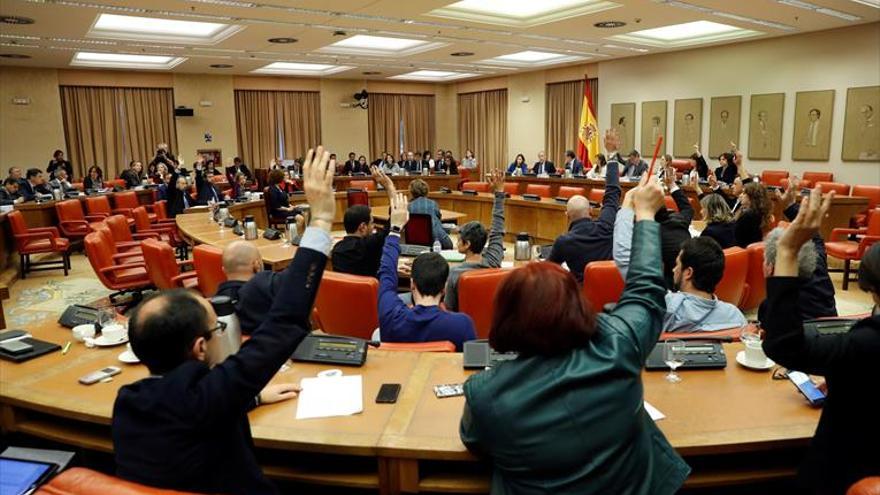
left=276, top=91, right=322, bottom=161
left=61, top=86, right=175, bottom=179
left=368, top=93, right=435, bottom=159
left=546, top=80, right=585, bottom=166
left=458, top=89, right=507, bottom=176
left=235, top=90, right=321, bottom=168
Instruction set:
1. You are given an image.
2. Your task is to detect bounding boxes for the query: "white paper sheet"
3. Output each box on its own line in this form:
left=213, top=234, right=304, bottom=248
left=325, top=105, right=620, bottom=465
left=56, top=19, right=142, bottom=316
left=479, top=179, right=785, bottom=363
left=644, top=401, right=666, bottom=421
left=500, top=261, right=514, bottom=268
left=296, top=375, right=363, bottom=420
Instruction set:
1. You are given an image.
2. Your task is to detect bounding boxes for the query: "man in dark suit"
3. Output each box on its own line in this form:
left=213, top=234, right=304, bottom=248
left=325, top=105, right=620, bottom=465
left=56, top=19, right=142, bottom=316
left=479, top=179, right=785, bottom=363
left=342, top=152, right=358, bottom=174
left=7, top=167, right=25, bottom=189
left=0, top=177, right=22, bottom=204
left=119, top=160, right=144, bottom=189
left=20, top=168, right=50, bottom=201
left=621, top=150, right=648, bottom=179
left=226, top=157, right=252, bottom=181
left=167, top=169, right=195, bottom=217
left=532, top=151, right=556, bottom=175
left=400, top=151, right=422, bottom=173
left=112, top=146, right=336, bottom=495
left=563, top=150, right=584, bottom=175
left=195, top=165, right=222, bottom=204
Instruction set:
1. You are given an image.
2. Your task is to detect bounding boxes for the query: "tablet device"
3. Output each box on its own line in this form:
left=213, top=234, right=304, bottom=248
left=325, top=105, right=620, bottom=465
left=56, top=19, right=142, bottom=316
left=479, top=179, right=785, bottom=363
left=0, top=457, right=58, bottom=495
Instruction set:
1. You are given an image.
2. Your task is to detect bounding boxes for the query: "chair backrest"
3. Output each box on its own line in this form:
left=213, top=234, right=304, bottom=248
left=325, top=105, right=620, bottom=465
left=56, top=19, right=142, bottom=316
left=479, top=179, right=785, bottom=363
left=848, top=477, right=880, bottom=495
left=378, top=341, right=456, bottom=352
left=114, top=191, right=139, bottom=209
left=503, top=183, right=519, bottom=196
left=84, top=231, right=116, bottom=283
left=350, top=179, right=376, bottom=191
left=740, top=242, right=766, bottom=311
left=56, top=199, right=86, bottom=222
left=314, top=272, right=379, bottom=339
left=802, top=171, right=833, bottom=183
left=84, top=196, right=112, bottom=216
left=35, top=466, right=199, bottom=495
left=462, top=181, right=489, bottom=192
left=670, top=159, right=694, bottom=173
left=761, top=170, right=789, bottom=187
left=852, top=185, right=880, bottom=210
left=193, top=244, right=225, bottom=297
left=140, top=238, right=180, bottom=289
left=557, top=186, right=586, bottom=199
left=716, top=247, right=749, bottom=306
left=153, top=200, right=169, bottom=220
left=7, top=210, right=29, bottom=235
left=815, top=181, right=851, bottom=196
left=108, top=178, right=127, bottom=189
left=868, top=208, right=880, bottom=236
left=404, top=213, right=433, bottom=246
left=105, top=215, right=134, bottom=243
left=664, top=196, right=679, bottom=212
left=582, top=260, right=625, bottom=312
left=347, top=189, right=370, bottom=208
left=458, top=268, right=511, bottom=339
left=132, top=206, right=152, bottom=231
left=525, top=184, right=552, bottom=198
left=588, top=188, right=604, bottom=204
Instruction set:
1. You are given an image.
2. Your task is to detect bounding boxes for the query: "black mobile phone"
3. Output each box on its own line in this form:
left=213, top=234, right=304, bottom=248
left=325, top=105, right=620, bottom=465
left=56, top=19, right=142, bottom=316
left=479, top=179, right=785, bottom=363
left=376, top=383, right=401, bottom=404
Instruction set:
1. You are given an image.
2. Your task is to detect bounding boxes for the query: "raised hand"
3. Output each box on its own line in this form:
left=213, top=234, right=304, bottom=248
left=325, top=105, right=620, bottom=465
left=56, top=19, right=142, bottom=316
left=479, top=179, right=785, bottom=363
left=632, top=173, right=664, bottom=221
left=302, top=146, right=334, bottom=231
left=389, top=192, right=410, bottom=230
left=778, top=186, right=833, bottom=255
left=779, top=175, right=799, bottom=209
left=487, top=170, right=505, bottom=193
left=708, top=173, right=718, bottom=189
left=604, top=128, right=620, bottom=155
left=371, top=165, right=396, bottom=197
left=692, top=143, right=701, bottom=157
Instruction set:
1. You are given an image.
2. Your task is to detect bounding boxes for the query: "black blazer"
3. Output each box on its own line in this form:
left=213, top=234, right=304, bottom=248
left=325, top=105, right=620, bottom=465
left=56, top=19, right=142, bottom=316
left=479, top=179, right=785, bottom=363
left=120, top=169, right=142, bottom=189
left=226, top=164, right=253, bottom=181
left=20, top=181, right=50, bottom=201
left=166, top=171, right=196, bottom=218
left=113, top=244, right=327, bottom=495
left=700, top=221, right=737, bottom=249
left=195, top=170, right=222, bottom=204
left=714, top=164, right=738, bottom=184
left=734, top=209, right=764, bottom=248
left=46, top=159, right=73, bottom=180
left=267, top=185, right=290, bottom=221
left=83, top=177, right=103, bottom=191
left=532, top=161, right=556, bottom=175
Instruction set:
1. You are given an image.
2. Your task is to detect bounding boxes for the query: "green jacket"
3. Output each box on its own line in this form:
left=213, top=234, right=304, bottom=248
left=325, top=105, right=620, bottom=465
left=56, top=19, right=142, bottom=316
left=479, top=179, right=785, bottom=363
left=460, top=220, right=690, bottom=495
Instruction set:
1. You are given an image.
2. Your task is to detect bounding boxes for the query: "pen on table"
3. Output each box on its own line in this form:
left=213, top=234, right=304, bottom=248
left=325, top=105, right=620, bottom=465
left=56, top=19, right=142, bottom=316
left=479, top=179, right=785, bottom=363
left=62, top=341, right=71, bottom=355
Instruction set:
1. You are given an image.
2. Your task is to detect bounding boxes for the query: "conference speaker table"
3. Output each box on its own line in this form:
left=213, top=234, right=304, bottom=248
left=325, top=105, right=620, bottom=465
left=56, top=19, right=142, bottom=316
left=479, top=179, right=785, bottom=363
left=0, top=319, right=820, bottom=494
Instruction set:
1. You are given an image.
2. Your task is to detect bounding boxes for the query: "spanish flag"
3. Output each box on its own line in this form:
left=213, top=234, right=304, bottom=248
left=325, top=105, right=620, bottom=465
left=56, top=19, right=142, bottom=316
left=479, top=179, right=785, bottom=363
left=576, top=76, right=599, bottom=169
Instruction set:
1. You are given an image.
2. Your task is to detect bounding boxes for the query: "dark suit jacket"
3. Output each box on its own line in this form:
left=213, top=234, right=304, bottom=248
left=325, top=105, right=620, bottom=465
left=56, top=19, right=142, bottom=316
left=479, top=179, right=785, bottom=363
left=46, top=159, right=73, bottom=180
left=195, top=170, right=222, bottom=204
left=400, top=160, right=422, bottom=173
left=120, top=169, right=142, bottom=189
left=621, top=159, right=648, bottom=178
left=700, top=221, right=737, bottom=249
left=226, top=164, right=253, bottom=181
left=166, top=171, right=196, bottom=218
left=714, top=164, right=738, bottom=184
left=83, top=177, right=104, bottom=191
left=342, top=160, right=358, bottom=174
left=0, top=188, right=20, bottom=204
left=113, top=244, right=326, bottom=495
left=566, top=159, right=584, bottom=175
left=331, top=230, right=389, bottom=278
left=216, top=271, right=285, bottom=334
left=20, top=180, right=50, bottom=201
left=532, top=161, right=556, bottom=175
left=267, top=185, right=290, bottom=221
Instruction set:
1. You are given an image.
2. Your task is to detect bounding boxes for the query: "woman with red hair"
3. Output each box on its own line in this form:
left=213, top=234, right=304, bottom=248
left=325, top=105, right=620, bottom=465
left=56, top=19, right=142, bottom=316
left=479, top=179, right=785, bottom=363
left=459, top=156, right=690, bottom=494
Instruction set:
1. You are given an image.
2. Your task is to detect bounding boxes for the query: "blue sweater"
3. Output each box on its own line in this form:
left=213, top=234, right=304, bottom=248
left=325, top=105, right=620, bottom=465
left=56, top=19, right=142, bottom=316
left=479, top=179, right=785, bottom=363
left=378, top=234, right=476, bottom=350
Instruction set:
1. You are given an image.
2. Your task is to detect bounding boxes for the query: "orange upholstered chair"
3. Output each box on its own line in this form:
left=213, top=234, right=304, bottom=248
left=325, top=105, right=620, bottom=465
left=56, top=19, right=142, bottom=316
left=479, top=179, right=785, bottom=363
left=458, top=268, right=511, bottom=339
left=106, top=214, right=160, bottom=245
left=740, top=242, right=766, bottom=311
left=115, top=191, right=155, bottom=222
left=761, top=170, right=789, bottom=187
left=558, top=186, right=586, bottom=199
left=193, top=244, right=225, bottom=297
left=588, top=188, right=604, bottom=204
left=503, top=182, right=519, bottom=196
left=803, top=171, right=833, bottom=184
left=140, top=238, right=198, bottom=290
left=848, top=477, right=880, bottom=495
left=851, top=185, right=880, bottom=227
left=826, top=208, right=880, bottom=290
left=378, top=341, right=456, bottom=352
left=462, top=181, right=489, bottom=193
left=85, top=230, right=151, bottom=299
left=670, top=159, right=695, bottom=174
left=132, top=206, right=187, bottom=258
left=85, top=195, right=134, bottom=226
left=582, top=261, right=625, bottom=312
left=8, top=210, right=70, bottom=278
left=525, top=184, right=552, bottom=198
left=314, top=272, right=379, bottom=339
left=350, top=179, right=376, bottom=191
left=347, top=189, right=369, bottom=208
left=107, top=178, right=127, bottom=189
left=715, top=247, right=749, bottom=306
left=55, top=199, right=104, bottom=241
left=35, top=467, right=199, bottom=495
left=815, top=181, right=851, bottom=196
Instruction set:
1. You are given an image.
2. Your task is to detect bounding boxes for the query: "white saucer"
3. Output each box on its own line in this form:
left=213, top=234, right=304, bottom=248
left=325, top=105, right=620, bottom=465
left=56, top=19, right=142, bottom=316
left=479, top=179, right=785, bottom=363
left=118, top=350, right=140, bottom=364
left=93, top=334, right=129, bottom=347
left=735, top=350, right=775, bottom=370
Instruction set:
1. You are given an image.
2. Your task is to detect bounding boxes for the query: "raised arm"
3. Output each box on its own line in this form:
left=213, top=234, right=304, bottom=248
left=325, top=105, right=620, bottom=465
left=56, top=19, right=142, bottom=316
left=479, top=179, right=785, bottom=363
left=613, top=190, right=635, bottom=279
left=377, top=193, right=410, bottom=341
left=480, top=171, right=506, bottom=268
left=598, top=131, right=622, bottom=228
left=371, top=165, right=396, bottom=200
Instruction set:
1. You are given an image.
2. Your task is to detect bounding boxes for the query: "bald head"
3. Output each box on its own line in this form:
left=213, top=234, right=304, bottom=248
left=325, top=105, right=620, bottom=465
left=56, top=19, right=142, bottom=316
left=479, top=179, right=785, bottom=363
left=222, top=241, right=263, bottom=281
left=566, top=195, right=591, bottom=222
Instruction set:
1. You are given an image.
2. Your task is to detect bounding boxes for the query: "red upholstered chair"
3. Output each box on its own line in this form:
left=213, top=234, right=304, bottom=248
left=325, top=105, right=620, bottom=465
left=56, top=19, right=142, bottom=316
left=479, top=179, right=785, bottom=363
left=803, top=171, right=833, bottom=184
left=192, top=244, right=225, bottom=297
left=663, top=196, right=679, bottom=212
left=781, top=177, right=814, bottom=189
left=558, top=186, right=586, bottom=199
left=761, top=170, right=789, bottom=187
left=8, top=210, right=70, bottom=278
left=84, top=230, right=152, bottom=301
left=815, top=181, right=850, bottom=196
left=525, top=184, right=552, bottom=198
left=347, top=189, right=370, bottom=208
left=106, top=214, right=159, bottom=244
left=107, top=178, right=127, bottom=189
left=35, top=467, right=199, bottom=495
left=503, top=182, right=519, bottom=196
left=851, top=185, right=880, bottom=227
left=132, top=206, right=187, bottom=259
left=115, top=191, right=155, bottom=222
left=848, top=477, right=880, bottom=495
left=458, top=268, right=512, bottom=339
left=140, top=238, right=198, bottom=290
left=670, top=159, right=695, bottom=174
left=582, top=261, right=625, bottom=312
left=314, top=272, right=379, bottom=339
left=91, top=222, right=143, bottom=258
left=826, top=208, right=880, bottom=290
left=740, top=242, right=766, bottom=311
left=350, top=179, right=376, bottom=191
left=715, top=247, right=750, bottom=306
left=85, top=195, right=134, bottom=226
left=403, top=213, right=433, bottom=246
left=588, top=188, right=604, bottom=204
left=462, top=181, right=489, bottom=193
left=378, top=341, right=456, bottom=352
left=55, top=199, right=104, bottom=241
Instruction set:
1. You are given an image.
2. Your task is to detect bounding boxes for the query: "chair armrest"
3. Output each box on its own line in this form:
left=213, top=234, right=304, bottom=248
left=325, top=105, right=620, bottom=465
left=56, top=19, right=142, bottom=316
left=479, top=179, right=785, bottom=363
left=830, top=227, right=866, bottom=242
left=99, top=262, right=146, bottom=275
left=30, top=226, right=61, bottom=237
left=172, top=271, right=198, bottom=287
left=84, top=214, right=106, bottom=222
left=177, top=260, right=195, bottom=271
left=111, top=207, right=133, bottom=217
left=59, top=219, right=90, bottom=231
left=14, top=231, right=59, bottom=248
left=131, top=232, right=161, bottom=240
left=112, top=252, right=143, bottom=262
left=859, top=236, right=880, bottom=257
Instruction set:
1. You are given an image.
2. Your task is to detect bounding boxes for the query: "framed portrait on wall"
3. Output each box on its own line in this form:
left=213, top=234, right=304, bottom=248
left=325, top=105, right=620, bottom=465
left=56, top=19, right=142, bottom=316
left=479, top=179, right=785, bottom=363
left=641, top=100, right=667, bottom=156
left=197, top=149, right=223, bottom=166
left=842, top=85, right=880, bottom=162
left=673, top=98, right=702, bottom=158
left=709, top=96, right=741, bottom=157
left=610, top=103, right=636, bottom=154
left=748, top=93, right=784, bottom=160
left=792, top=90, right=834, bottom=161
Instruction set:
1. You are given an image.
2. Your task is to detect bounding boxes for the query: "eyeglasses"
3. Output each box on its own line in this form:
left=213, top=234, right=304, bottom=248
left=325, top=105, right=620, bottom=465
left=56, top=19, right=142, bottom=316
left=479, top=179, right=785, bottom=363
left=205, top=320, right=227, bottom=337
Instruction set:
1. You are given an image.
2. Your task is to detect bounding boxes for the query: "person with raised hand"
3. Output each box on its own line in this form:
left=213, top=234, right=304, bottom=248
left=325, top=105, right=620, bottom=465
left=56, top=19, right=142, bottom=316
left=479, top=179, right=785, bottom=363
left=113, top=146, right=335, bottom=495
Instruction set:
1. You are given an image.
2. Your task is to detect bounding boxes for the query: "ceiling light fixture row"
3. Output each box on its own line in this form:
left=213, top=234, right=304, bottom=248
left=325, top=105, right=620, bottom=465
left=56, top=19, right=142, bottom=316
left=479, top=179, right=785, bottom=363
left=654, top=0, right=800, bottom=31
left=777, top=0, right=862, bottom=20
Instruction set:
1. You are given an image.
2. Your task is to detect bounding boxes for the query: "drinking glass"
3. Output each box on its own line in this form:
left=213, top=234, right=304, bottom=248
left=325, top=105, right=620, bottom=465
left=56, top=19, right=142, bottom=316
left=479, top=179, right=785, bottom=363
left=664, top=339, right=685, bottom=383
left=740, top=321, right=764, bottom=345
left=95, top=307, right=116, bottom=331
left=217, top=208, right=228, bottom=232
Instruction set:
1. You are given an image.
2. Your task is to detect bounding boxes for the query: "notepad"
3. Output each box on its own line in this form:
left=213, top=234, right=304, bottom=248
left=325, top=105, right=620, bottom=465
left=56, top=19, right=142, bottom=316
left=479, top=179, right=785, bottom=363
left=644, top=401, right=666, bottom=421
left=296, top=375, right=363, bottom=420
left=440, top=250, right=466, bottom=262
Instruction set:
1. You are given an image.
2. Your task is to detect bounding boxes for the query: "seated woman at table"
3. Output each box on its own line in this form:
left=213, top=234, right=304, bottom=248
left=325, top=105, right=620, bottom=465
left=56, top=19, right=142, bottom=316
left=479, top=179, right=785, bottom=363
left=733, top=182, right=772, bottom=248
left=439, top=156, right=458, bottom=175
left=585, top=153, right=607, bottom=179
left=204, top=160, right=221, bottom=177
left=408, top=179, right=453, bottom=250
left=461, top=149, right=477, bottom=170
left=506, top=154, right=528, bottom=175
left=699, top=193, right=736, bottom=249
left=83, top=165, right=104, bottom=191
left=762, top=188, right=880, bottom=495
left=231, top=172, right=250, bottom=199
left=267, top=169, right=297, bottom=222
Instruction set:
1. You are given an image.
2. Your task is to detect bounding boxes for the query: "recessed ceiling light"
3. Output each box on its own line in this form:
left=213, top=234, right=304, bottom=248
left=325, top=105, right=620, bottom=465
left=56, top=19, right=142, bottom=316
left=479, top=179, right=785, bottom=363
left=0, top=53, right=31, bottom=59
left=251, top=61, right=352, bottom=76
left=608, top=20, right=761, bottom=47
left=390, top=70, right=476, bottom=81
left=480, top=50, right=587, bottom=67
left=70, top=51, right=186, bottom=69
left=210, top=63, right=233, bottom=68
left=268, top=37, right=297, bottom=44
left=319, top=34, right=447, bottom=57
left=451, top=51, right=475, bottom=56
left=0, top=15, right=35, bottom=25
left=88, top=13, right=242, bottom=45
left=594, top=20, right=626, bottom=28
left=428, top=0, right=620, bottom=28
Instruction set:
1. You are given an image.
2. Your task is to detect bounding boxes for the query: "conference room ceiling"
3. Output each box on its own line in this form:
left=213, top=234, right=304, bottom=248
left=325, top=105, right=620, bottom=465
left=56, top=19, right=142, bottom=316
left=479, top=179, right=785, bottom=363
left=0, top=0, right=878, bottom=82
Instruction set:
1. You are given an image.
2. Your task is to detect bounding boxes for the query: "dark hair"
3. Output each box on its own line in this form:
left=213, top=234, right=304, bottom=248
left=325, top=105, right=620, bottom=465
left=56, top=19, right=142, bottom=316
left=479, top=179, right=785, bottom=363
left=628, top=150, right=640, bottom=158
left=663, top=154, right=673, bottom=164
left=409, top=179, right=428, bottom=198
left=809, top=108, right=821, bottom=117
left=596, top=153, right=606, bottom=167
left=514, top=153, right=525, bottom=164
left=678, top=237, right=725, bottom=293
left=349, top=152, right=356, bottom=157
left=742, top=182, right=773, bottom=230
left=234, top=156, right=242, bottom=163
left=490, top=263, right=596, bottom=356
left=565, top=150, right=576, bottom=159
left=26, top=168, right=41, bottom=180
left=411, top=252, right=449, bottom=297
left=358, top=155, right=367, bottom=162
left=129, top=160, right=138, bottom=168
left=8, top=166, right=19, bottom=175
left=719, top=152, right=736, bottom=168
left=343, top=205, right=372, bottom=234
left=4, top=177, right=18, bottom=187
left=268, top=169, right=284, bottom=185
left=458, top=221, right=488, bottom=254
left=53, top=149, right=64, bottom=158
left=88, top=165, right=103, bottom=178
left=128, top=290, right=210, bottom=375
left=858, top=242, right=880, bottom=294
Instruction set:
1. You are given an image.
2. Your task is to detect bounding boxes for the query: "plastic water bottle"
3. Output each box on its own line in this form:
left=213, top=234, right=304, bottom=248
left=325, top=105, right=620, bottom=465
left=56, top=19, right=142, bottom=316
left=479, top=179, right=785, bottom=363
left=433, top=240, right=441, bottom=253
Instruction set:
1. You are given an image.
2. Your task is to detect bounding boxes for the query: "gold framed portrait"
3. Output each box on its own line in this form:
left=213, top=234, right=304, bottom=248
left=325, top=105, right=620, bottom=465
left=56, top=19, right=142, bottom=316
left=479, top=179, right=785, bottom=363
left=673, top=98, right=702, bottom=158
left=641, top=100, right=667, bottom=157
left=792, top=90, right=834, bottom=161
left=748, top=93, right=784, bottom=161
left=610, top=102, right=636, bottom=154
left=709, top=96, right=741, bottom=157
left=842, top=85, right=880, bottom=162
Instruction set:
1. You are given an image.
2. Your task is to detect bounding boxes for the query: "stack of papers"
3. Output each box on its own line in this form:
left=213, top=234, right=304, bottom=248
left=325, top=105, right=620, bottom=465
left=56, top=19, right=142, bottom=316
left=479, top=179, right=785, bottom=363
left=296, top=375, right=363, bottom=420
left=440, top=250, right=466, bottom=262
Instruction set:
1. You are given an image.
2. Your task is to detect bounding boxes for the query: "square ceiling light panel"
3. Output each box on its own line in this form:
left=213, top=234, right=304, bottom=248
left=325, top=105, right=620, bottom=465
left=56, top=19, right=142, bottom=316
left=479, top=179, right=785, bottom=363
left=608, top=20, right=761, bottom=47
left=429, top=0, right=620, bottom=27
left=251, top=62, right=353, bottom=76
left=70, top=51, right=187, bottom=69
left=88, top=13, right=243, bottom=45
left=390, top=70, right=477, bottom=81
left=318, top=35, right=447, bottom=57
left=480, top=50, right=588, bottom=67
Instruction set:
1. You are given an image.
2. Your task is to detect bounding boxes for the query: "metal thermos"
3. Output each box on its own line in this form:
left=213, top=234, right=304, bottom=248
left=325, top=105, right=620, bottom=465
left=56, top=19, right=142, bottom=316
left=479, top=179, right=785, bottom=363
left=514, top=232, right=532, bottom=261
left=243, top=215, right=258, bottom=240
left=286, top=215, right=298, bottom=242
left=208, top=295, right=241, bottom=365
left=52, top=187, right=63, bottom=201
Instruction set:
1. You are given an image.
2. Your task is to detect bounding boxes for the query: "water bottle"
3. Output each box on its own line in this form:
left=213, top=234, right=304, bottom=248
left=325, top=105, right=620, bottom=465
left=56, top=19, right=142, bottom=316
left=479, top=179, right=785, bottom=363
left=433, top=239, right=441, bottom=253
left=52, top=187, right=62, bottom=201
left=286, top=215, right=298, bottom=242
left=243, top=215, right=258, bottom=240
left=207, top=295, right=241, bottom=365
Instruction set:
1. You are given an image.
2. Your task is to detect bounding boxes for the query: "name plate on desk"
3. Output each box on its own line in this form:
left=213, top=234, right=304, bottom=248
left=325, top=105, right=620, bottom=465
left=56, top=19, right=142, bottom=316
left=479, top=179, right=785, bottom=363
left=553, top=196, right=569, bottom=204
left=461, top=190, right=478, bottom=196
left=522, top=193, right=541, bottom=201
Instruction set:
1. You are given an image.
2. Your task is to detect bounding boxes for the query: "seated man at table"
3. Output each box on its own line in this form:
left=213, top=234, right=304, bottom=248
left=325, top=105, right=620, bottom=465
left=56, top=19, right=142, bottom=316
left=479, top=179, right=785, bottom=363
left=444, top=171, right=506, bottom=312
left=20, top=168, right=50, bottom=201
left=563, top=150, right=584, bottom=175
left=0, top=177, right=22, bottom=204
left=408, top=178, right=453, bottom=249
left=532, top=151, right=556, bottom=176
left=8, top=167, right=25, bottom=188
left=378, top=193, right=477, bottom=350
left=227, top=156, right=252, bottom=181
left=621, top=150, right=648, bottom=179
left=112, top=146, right=334, bottom=495
left=120, top=160, right=144, bottom=189
left=546, top=130, right=621, bottom=284
left=47, top=168, right=75, bottom=194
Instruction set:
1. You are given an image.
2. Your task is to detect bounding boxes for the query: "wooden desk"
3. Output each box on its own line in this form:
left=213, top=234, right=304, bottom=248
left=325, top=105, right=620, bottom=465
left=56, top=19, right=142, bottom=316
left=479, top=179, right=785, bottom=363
left=13, top=189, right=156, bottom=228
left=334, top=175, right=462, bottom=193
left=372, top=209, right=468, bottom=225
left=183, top=199, right=267, bottom=229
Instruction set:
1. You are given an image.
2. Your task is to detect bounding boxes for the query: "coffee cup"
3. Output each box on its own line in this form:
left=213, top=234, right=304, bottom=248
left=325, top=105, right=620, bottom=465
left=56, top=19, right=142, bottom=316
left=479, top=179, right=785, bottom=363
left=743, top=340, right=768, bottom=367
left=72, top=324, right=96, bottom=342
left=101, top=324, right=126, bottom=343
